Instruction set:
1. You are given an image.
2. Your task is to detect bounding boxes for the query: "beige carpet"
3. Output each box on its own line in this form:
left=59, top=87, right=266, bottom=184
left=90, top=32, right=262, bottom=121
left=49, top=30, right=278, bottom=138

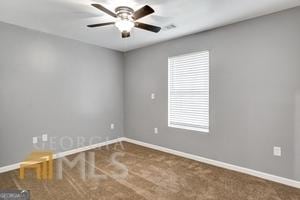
left=0, top=142, right=300, bottom=200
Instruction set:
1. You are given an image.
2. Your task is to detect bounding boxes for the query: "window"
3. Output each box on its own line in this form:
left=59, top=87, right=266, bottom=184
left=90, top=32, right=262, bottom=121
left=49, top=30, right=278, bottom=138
left=168, top=51, right=209, bottom=133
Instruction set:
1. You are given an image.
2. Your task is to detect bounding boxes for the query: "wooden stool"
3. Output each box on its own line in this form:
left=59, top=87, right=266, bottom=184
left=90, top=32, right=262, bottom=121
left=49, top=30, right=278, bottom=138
left=20, top=151, right=53, bottom=180
left=20, top=161, right=42, bottom=180
left=30, top=151, right=53, bottom=179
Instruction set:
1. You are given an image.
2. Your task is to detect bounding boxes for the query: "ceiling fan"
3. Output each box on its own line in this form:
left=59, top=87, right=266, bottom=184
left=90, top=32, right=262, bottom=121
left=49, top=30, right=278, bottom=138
left=87, top=4, right=161, bottom=38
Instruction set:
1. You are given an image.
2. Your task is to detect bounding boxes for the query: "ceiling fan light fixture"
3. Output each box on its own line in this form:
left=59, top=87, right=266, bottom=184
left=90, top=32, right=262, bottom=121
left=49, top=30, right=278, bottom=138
left=87, top=4, right=161, bottom=38
left=115, top=19, right=134, bottom=33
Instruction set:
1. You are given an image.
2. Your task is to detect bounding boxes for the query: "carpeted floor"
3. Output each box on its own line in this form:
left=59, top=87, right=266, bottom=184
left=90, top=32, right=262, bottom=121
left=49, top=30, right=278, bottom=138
left=0, top=142, right=300, bottom=200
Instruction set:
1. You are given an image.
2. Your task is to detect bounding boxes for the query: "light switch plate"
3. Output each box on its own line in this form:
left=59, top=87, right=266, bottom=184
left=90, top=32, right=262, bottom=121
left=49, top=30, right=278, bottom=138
left=42, top=134, right=48, bottom=142
left=154, top=128, right=158, bottom=134
left=32, top=137, right=38, bottom=144
left=273, top=146, right=281, bottom=157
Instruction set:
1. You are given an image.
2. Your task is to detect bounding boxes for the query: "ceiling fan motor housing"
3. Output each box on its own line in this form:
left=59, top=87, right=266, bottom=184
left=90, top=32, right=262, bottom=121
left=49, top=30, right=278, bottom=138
left=115, top=6, right=134, bottom=19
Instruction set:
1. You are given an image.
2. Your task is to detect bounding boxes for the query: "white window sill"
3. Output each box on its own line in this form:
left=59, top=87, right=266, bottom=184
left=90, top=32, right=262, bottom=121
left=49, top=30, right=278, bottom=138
left=168, top=124, right=209, bottom=134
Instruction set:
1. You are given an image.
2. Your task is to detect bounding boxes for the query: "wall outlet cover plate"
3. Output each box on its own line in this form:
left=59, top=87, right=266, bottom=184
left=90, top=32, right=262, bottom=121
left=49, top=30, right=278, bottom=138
left=32, top=137, right=38, bottom=144
left=42, top=134, right=48, bottom=142
left=110, top=124, right=115, bottom=130
left=273, top=146, right=281, bottom=157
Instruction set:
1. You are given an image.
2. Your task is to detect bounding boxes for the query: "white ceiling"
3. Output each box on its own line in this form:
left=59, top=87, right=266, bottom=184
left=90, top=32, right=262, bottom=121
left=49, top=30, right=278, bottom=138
left=0, top=0, right=299, bottom=52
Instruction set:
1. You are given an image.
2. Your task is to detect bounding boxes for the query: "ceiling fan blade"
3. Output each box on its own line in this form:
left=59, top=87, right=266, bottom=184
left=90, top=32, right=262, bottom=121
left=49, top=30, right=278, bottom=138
left=133, top=5, right=154, bottom=20
left=135, top=22, right=161, bottom=33
left=91, top=4, right=117, bottom=18
left=122, top=32, right=130, bottom=38
left=87, top=22, right=115, bottom=28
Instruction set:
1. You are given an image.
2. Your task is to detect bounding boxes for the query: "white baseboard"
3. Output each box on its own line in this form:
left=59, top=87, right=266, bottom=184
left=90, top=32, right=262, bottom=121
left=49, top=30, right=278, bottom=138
left=122, top=137, right=300, bottom=189
left=0, top=163, right=21, bottom=174
left=53, top=138, right=122, bottom=159
left=1, top=136, right=299, bottom=189
left=0, top=137, right=123, bottom=174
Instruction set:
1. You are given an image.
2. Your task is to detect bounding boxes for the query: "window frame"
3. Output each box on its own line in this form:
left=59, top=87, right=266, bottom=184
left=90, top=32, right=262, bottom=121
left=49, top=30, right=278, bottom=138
left=168, top=50, right=210, bottom=133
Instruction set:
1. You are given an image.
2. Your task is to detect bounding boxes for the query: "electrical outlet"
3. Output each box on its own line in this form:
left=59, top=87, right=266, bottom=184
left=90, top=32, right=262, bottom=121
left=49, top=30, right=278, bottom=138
left=154, top=128, right=158, bottom=134
left=110, top=123, right=115, bottom=130
left=273, top=146, right=281, bottom=157
left=151, top=93, right=156, bottom=100
left=42, top=134, right=48, bottom=142
left=32, top=137, right=38, bottom=144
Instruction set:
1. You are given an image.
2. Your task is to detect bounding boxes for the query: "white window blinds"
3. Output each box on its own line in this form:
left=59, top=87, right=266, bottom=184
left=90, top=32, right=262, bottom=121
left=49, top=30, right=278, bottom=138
left=168, top=51, right=209, bottom=133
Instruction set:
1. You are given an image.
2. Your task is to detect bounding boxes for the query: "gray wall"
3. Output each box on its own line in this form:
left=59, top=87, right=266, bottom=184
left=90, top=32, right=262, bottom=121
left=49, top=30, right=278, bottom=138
left=124, top=7, right=300, bottom=180
left=0, top=22, right=124, bottom=167
left=295, top=90, right=300, bottom=180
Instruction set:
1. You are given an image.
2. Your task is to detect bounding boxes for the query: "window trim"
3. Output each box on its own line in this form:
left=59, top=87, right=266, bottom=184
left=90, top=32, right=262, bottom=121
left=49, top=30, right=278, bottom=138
left=168, top=50, right=210, bottom=133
